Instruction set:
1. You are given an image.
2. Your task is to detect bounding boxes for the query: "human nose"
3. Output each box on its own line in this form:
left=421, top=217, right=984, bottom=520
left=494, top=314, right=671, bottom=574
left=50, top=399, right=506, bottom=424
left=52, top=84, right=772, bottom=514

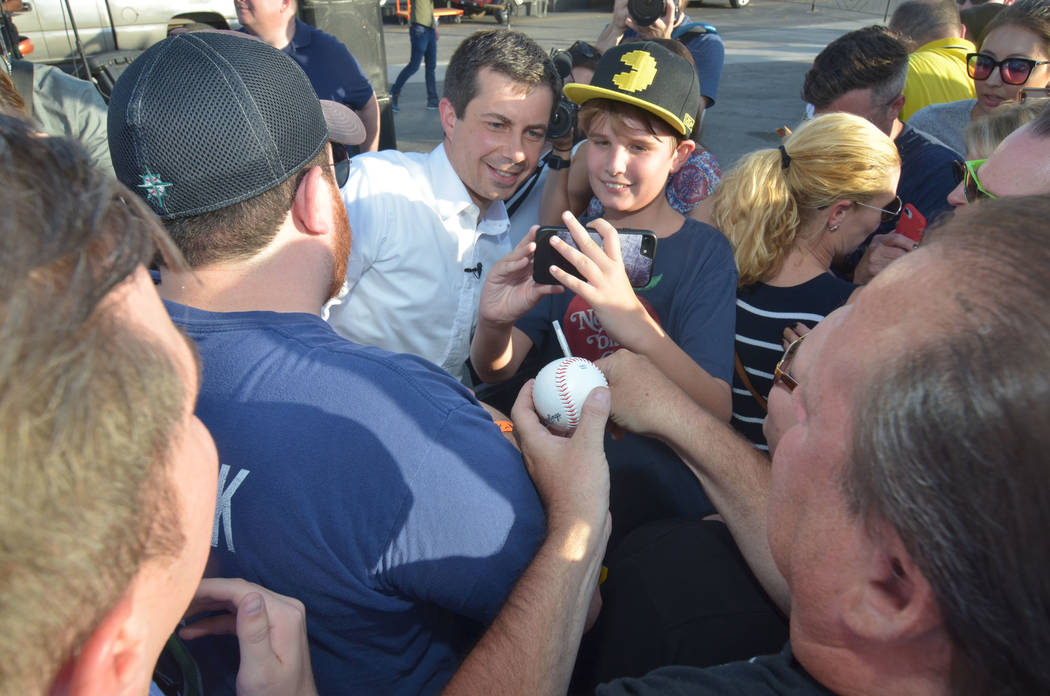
left=499, top=130, right=527, bottom=164
left=947, top=179, right=968, bottom=207
left=606, top=145, right=628, bottom=175
left=985, top=63, right=1005, bottom=86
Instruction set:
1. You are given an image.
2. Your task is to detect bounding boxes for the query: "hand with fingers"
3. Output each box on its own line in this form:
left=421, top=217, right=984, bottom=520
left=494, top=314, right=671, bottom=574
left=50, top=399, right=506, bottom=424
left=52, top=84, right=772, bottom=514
left=853, top=232, right=917, bottom=284
left=479, top=226, right=564, bottom=327
left=180, top=578, right=318, bottom=696
left=781, top=322, right=812, bottom=350
left=547, top=211, right=661, bottom=351
left=512, top=379, right=612, bottom=531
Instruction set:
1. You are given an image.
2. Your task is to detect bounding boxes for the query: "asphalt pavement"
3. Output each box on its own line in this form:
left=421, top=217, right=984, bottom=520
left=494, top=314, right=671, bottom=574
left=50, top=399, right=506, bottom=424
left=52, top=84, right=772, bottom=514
left=381, top=0, right=902, bottom=168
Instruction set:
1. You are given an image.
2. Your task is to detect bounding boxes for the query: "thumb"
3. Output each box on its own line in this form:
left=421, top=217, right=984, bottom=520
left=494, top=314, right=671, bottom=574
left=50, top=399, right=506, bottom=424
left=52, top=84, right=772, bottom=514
left=235, top=592, right=274, bottom=667
left=572, top=387, right=611, bottom=445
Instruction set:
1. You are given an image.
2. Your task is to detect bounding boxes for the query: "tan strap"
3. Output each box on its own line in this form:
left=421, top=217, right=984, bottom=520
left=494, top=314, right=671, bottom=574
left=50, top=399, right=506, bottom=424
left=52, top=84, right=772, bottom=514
left=734, top=351, right=767, bottom=413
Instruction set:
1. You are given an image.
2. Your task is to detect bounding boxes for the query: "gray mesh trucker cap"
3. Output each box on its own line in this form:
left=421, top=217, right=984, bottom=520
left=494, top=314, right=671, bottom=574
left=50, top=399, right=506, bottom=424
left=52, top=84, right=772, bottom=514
left=108, top=31, right=364, bottom=220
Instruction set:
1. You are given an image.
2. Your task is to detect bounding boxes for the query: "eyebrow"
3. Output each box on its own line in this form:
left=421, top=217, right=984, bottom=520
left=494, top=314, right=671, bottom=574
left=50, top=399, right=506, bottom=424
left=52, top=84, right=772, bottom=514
left=479, top=112, right=513, bottom=124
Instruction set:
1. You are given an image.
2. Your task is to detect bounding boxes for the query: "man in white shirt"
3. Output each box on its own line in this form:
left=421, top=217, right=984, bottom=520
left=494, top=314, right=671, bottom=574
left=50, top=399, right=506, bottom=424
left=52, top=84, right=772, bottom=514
left=327, top=29, right=559, bottom=382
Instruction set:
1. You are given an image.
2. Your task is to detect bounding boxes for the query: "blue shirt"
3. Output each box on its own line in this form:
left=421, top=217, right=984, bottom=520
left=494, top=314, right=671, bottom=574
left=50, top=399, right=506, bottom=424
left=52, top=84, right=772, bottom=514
left=169, top=303, right=544, bottom=695
left=281, top=18, right=374, bottom=110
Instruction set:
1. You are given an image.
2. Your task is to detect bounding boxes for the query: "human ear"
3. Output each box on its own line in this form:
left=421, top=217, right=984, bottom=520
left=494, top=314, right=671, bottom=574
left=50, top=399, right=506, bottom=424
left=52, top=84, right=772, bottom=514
left=52, top=593, right=148, bottom=696
left=438, top=98, right=458, bottom=140
left=291, top=165, right=331, bottom=237
left=888, top=92, right=906, bottom=120
left=825, top=200, right=853, bottom=230
left=840, top=527, right=943, bottom=644
left=669, top=138, right=696, bottom=174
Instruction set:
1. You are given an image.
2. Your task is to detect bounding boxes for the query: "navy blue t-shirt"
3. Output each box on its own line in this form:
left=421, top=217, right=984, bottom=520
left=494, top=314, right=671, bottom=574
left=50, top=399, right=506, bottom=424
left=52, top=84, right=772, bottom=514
left=597, top=643, right=836, bottom=695
left=516, top=218, right=736, bottom=545
left=884, top=122, right=959, bottom=234
left=168, top=303, right=544, bottom=695
left=282, top=18, right=374, bottom=110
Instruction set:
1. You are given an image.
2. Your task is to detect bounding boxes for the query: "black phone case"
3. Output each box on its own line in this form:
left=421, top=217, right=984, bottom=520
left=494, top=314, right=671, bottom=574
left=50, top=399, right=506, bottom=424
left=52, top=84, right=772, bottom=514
left=533, top=226, right=657, bottom=288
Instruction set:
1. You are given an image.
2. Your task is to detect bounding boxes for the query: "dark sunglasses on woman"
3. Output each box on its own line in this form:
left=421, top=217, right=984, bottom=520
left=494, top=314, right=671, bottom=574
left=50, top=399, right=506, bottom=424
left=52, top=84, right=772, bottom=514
left=967, top=52, right=1050, bottom=85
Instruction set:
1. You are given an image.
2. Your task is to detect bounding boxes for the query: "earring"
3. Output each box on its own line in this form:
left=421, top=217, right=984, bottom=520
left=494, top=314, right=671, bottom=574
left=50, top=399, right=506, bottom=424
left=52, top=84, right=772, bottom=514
left=827, top=223, right=839, bottom=232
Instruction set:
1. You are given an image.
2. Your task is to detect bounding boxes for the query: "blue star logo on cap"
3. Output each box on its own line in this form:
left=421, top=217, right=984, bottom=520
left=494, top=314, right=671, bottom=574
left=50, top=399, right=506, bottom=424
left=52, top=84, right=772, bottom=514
left=137, top=167, right=172, bottom=210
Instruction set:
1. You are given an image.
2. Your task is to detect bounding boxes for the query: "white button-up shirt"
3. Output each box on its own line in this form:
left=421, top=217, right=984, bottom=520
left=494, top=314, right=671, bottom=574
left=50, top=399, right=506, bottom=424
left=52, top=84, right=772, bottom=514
left=326, top=144, right=512, bottom=382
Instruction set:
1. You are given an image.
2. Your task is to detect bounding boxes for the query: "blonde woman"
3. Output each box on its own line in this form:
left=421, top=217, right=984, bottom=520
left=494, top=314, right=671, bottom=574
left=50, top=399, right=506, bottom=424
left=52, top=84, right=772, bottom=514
left=709, top=113, right=900, bottom=450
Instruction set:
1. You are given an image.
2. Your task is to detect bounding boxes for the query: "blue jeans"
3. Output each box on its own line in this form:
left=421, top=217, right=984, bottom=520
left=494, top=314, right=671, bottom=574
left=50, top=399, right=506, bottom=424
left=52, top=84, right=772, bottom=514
left=391, top=22, right=437, bottom=100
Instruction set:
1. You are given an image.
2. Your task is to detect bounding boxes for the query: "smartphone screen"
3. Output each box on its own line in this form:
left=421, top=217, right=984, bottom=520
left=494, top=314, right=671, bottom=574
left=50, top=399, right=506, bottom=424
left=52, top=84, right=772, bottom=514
left=533, top=226, right=657, bottom=288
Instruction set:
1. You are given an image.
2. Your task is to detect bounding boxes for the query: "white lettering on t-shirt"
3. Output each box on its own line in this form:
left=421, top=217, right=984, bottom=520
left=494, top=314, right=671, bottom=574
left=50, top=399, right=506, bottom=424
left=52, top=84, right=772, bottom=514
left=213, top=464, right=249, bottom=552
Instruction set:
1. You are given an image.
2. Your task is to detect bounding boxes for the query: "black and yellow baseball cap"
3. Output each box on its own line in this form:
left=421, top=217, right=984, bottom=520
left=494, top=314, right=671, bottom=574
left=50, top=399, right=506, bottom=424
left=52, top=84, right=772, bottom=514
left=563, top=41, right=700, bottom=137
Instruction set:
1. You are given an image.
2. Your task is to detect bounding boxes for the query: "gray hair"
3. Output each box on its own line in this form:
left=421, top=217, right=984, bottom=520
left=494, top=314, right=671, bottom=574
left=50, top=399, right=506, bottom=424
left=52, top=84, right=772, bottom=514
left=844, top=196, right=1050, bottom=695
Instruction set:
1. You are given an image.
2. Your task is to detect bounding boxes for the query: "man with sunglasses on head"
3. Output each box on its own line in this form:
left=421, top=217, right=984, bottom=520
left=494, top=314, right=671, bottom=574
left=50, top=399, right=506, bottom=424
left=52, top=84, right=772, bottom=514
left=948, top=96, right=1050, bottom=203
left=108, top=30, right=547, bottom=695
left=803, top=26, right=962, bottom=285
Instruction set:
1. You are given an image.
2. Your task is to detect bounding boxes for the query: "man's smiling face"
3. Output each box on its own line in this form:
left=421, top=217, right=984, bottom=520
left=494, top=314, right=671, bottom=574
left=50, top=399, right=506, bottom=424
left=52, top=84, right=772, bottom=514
left=439, top=67, right=553, bottom=214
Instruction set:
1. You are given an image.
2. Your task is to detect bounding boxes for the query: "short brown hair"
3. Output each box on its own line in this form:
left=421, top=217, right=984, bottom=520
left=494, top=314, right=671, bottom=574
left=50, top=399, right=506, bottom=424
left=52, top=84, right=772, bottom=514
left=443, top=29, right=560, bottom=121
left=578, top=97, right=684, bottom=144
left=162, top=148, right=328, bottom=267
left=0, top=114, right=187, bottom=694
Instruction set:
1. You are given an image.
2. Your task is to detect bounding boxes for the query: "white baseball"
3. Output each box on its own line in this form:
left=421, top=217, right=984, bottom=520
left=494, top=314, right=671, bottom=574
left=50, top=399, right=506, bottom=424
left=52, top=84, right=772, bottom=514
left=533, top=357, right=609, bottom=434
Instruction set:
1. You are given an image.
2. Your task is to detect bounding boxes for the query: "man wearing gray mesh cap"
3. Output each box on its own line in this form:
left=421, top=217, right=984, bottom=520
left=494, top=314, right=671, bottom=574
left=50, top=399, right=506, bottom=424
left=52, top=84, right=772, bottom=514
left=108, top=30, right=545, bottom=695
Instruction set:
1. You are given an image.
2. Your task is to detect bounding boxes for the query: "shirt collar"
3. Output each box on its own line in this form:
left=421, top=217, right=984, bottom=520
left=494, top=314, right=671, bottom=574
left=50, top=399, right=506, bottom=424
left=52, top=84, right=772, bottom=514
left=916, top=36, right=976, bottom=53
left=426, top=144, right=510, bottom=234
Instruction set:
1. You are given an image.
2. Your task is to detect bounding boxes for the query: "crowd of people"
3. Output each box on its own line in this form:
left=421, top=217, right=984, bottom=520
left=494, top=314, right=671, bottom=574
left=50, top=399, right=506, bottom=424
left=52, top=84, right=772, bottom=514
left=2, top=0, right=1050, bottom=693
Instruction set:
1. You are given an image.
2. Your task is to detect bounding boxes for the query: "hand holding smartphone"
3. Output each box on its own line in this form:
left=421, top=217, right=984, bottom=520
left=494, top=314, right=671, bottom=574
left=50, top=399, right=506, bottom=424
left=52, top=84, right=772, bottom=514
left=532, top=225, right=658, bottom=288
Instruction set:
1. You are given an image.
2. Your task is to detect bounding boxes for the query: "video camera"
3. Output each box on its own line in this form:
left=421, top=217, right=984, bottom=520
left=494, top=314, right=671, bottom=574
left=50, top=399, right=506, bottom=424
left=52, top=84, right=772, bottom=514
left=547, top=47, right=578, bottom=141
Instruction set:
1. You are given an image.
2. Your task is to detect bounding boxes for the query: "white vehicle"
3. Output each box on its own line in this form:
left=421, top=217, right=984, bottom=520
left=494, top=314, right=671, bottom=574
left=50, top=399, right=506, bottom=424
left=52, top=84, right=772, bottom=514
left=9, top=0, right=238, bottom=63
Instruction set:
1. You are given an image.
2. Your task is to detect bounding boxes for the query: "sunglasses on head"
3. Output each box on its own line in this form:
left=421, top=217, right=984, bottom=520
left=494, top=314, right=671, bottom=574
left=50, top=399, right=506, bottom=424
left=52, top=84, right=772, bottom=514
left=952, top=159, right=997, bottom=203
left=330, top=142, right=351, bottom=188
left=966, top=52, right=1050, bottom=85
left=568, top=40, right=599, bottom=60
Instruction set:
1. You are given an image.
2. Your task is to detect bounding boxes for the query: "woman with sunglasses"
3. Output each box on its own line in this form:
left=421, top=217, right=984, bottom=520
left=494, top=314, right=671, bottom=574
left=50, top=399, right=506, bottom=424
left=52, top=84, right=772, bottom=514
left=701, top=113, right=900, bottom=450
left=909, top=0, right=1050, bottom=156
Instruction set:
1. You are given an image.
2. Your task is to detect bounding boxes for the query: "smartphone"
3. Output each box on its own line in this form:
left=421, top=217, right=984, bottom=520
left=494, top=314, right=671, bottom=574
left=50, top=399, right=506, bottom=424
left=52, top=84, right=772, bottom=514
left=533, top=226, right=657, bottom=288
left=895, top=203, right=926, bottom=243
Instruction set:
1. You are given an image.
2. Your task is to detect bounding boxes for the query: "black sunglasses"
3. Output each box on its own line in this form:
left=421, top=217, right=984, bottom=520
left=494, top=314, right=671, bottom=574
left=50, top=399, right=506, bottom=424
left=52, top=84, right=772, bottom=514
left=331, top=142, right=351, bottom=188
left=854, top=194, right=903, bottom=223
left=966, top=52, right=1050, bottom=86
left=568, top=40, right=599, bottom=60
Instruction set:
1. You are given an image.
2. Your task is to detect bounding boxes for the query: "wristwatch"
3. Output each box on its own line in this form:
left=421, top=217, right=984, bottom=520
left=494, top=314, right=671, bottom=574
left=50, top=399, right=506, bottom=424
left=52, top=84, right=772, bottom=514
left=544, top=151, right=572, bottom=170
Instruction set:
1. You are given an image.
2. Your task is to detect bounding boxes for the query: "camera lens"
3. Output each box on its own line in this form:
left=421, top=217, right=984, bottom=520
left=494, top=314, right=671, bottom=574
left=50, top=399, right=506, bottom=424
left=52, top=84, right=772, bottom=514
left=627, top=0, right=665, bottom=26
left=547, top=96, right=578, bottom=141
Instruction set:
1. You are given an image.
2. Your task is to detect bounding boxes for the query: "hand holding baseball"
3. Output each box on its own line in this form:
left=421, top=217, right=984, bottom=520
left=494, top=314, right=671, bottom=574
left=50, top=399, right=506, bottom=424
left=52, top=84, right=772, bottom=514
left=533, top=357, right=609, bottom=434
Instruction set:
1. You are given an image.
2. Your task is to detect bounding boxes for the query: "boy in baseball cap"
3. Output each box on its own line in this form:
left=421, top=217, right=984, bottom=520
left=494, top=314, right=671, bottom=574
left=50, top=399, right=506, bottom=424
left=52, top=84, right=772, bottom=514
left=472, top=40, right=738, bottom=546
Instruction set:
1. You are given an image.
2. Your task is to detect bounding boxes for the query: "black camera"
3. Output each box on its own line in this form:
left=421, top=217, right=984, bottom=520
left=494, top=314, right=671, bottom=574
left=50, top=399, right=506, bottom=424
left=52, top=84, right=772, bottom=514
left=547, top=47, right=578, bottom=141
left=627, top=0, right=676, bottom=26
left=547, top=96, right=578, bottom=141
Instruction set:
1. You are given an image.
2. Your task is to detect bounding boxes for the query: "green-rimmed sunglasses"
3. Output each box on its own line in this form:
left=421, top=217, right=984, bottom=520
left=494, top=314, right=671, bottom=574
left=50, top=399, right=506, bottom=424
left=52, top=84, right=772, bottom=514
left=952, top=159, right=997, bottom=203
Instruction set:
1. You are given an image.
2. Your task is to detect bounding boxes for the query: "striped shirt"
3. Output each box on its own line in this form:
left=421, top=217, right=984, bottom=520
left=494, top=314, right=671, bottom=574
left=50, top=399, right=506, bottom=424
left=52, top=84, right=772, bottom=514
left=732, top=274, right=856, bottom=450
